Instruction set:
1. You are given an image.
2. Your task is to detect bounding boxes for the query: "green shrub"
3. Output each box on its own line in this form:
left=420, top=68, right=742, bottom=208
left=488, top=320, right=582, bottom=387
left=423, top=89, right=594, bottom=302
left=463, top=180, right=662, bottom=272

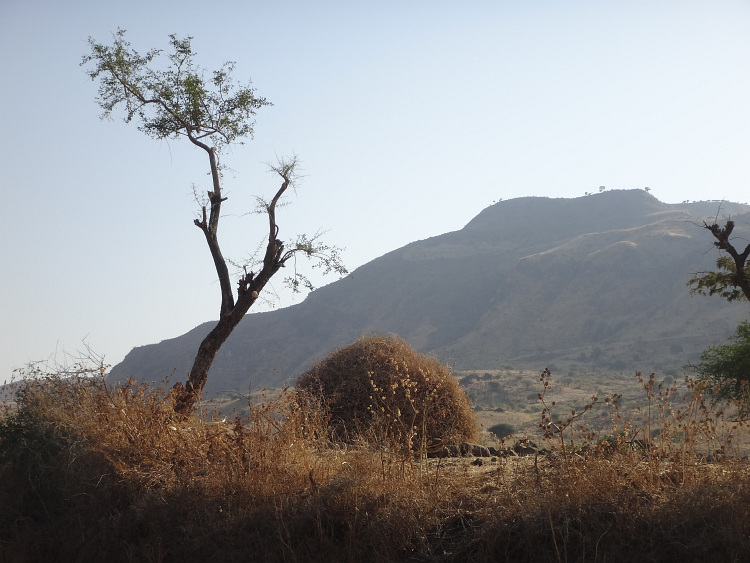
left=689, top=320, right=750, bottom=414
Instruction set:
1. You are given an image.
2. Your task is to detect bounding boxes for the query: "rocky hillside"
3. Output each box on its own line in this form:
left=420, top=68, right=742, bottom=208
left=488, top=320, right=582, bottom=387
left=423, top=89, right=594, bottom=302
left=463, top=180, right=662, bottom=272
left=109, top=190, right=750, bottom=394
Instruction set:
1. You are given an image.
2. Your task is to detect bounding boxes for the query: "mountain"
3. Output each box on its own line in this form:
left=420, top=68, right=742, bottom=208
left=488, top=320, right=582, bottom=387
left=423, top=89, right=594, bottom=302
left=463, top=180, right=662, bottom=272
left=109, top=190, right=750, bottom=394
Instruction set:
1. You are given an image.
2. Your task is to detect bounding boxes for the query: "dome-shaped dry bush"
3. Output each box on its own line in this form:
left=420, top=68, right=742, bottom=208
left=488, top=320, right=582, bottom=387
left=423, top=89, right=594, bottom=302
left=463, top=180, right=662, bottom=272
left=296, top=334, right=477, bottom=450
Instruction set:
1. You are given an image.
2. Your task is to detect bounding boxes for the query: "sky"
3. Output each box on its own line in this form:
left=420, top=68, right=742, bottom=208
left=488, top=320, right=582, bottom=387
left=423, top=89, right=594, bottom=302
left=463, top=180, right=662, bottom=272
left=1, top=0, right=749, bottom=383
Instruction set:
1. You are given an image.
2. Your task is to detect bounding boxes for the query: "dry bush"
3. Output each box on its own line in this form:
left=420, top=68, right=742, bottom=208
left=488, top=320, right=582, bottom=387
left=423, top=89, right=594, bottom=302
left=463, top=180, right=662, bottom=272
left=3, top=360, right=750, bottom=562
left=0, top=369, right=337, bottom=561
left=0, top=368, right=481, bottom=562
left=296, top=334, right=478, bottom=451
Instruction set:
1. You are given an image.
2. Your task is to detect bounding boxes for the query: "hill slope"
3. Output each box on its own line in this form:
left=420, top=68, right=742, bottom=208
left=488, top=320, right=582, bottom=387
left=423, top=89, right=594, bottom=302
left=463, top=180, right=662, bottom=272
left=109, top=190, right=750, bottom=393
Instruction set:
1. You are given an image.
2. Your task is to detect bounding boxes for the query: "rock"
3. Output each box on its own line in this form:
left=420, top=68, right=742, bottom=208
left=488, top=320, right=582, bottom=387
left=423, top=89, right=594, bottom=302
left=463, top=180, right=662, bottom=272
left=513, top=439, right=539, bottom=456
left=460, top=442, right=491, bottom=457
left=426, top=443, right=460, bottom=458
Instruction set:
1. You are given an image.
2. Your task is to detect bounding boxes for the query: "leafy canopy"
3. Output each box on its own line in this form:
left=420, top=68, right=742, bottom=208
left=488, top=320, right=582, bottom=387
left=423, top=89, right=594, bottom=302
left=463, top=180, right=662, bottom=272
left=689, top=320, right=750, bottom=416
left=81, top=29, right=270, bottom=152
left=82, top=30, right=348, bottom=409
left=689, top=256, right=750, bottom=302
left=689, top=219, right=750, bottom=303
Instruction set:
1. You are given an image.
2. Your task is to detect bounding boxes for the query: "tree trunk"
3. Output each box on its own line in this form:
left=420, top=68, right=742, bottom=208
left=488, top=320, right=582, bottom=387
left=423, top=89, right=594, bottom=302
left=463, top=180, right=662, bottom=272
left=173, top=311, right=244, bottom=415
left=173, top=266, right=281, bottom=415
left=171, top=151, right=292, bottom=416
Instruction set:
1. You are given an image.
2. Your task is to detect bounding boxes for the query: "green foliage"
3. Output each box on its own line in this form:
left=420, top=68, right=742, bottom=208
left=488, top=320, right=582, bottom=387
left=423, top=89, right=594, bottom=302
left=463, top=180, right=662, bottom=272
left=689, top=320, right=750, bottom=414
left=0, top=373, right=93, bottom=471
left=81, top=29, right=270, bottom=152
left=690, top=256, right=750, bottom=302
left=283, top=231, right=349, bottom=293
left=82, top=31, right=347, bottom=405
left=0, top=407, right=67, bottom=477
left=0, top=374, right=122, bottom=538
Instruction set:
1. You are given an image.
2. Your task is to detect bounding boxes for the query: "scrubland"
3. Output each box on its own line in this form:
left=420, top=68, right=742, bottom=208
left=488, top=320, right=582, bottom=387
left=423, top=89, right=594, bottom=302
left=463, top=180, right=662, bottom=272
left=2, top=362, right=750, bottom=562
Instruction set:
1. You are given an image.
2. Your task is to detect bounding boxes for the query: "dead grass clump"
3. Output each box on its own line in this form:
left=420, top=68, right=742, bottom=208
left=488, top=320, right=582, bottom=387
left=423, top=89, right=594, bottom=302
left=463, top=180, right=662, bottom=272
left=296, top=334, right=477, bottom=450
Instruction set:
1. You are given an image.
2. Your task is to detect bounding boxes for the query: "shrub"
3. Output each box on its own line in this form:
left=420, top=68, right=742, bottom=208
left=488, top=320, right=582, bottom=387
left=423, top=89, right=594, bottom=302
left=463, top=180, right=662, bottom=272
left=459, top=373, right=480, bottom=386
left=296, top=334, right=477, bottom=450
left=0, top=371, right=334, bottom=561
left=488, top=423, right=516, bottom=439
left=689, top=320, right=750, bottom=415
left=3, top=357, right=750, bottom=561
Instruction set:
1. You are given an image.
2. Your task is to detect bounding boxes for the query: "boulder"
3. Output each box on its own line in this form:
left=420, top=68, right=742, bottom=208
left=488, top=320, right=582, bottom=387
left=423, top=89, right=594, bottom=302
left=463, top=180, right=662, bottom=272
left=460, top=442, right=491, bottom=457
left=513, top=439, right=539, bottom=456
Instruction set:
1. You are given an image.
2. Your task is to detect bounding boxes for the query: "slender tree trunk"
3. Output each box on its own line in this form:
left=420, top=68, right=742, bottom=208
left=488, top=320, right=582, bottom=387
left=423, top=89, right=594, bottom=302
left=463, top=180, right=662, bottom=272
left=173, top=264, right=281, bottom=415
left=172, top=144, right=290, bottom=415
left=173, top=309, right=244, bottom=415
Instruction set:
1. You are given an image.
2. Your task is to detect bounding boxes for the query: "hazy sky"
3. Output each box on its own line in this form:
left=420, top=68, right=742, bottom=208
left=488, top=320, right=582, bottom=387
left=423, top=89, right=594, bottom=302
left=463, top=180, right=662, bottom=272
left=1, top=1, right=749, bottom=383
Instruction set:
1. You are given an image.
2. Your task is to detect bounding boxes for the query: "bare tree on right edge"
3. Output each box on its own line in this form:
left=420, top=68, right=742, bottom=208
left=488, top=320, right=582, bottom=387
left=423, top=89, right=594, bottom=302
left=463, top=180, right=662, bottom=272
left=689, top=219, right=750, bottom=302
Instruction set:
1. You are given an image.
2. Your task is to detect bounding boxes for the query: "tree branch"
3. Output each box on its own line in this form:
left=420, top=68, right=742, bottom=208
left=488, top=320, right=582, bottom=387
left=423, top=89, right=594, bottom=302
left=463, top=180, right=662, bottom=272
left=698, top=220, right=750, bottom=301
left=83, top=31, right=344, bottom=413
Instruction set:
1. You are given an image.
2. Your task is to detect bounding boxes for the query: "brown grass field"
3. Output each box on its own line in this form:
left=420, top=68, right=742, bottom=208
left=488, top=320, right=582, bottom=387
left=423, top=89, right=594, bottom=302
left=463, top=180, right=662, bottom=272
left=2, top=362, right=750, bottom=562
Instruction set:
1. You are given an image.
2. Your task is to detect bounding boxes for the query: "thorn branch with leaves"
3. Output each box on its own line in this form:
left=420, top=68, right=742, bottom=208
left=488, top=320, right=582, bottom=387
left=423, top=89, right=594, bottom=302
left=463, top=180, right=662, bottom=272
left=83, top=30, right=347, bottom=414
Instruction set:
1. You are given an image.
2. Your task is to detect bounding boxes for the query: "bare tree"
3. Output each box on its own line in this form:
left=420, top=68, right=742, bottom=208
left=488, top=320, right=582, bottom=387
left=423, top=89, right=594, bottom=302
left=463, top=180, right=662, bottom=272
left=82, top=30, right=347, bottom=414
left=689, top=219, right=750, bottom=303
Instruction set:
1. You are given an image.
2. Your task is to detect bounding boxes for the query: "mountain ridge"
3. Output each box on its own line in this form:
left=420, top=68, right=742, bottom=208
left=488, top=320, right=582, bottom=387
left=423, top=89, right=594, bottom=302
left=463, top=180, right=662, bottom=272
left=109, top=190, right=750, bottom=393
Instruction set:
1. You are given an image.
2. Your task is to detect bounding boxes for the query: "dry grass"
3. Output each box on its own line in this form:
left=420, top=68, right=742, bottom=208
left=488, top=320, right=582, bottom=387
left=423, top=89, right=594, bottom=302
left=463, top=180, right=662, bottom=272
left=2, top=361, right=750, bottom=562
left=297, top=334, right=478, bottom=451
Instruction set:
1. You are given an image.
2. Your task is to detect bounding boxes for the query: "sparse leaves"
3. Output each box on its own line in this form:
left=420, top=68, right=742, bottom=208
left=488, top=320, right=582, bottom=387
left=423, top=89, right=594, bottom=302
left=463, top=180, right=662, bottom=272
left=689, top=220, right=750, bottom=302
left=688, top=321, right=750, bottom=416
left=83, top=31, right=347, bottom=411
left=690, top=256, right=750, bottom=302
left=81, top=29, right=270, bottom=152
left=282, top=233, right=348, bottom=292
left=267, top=154, right=303, bottom=189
